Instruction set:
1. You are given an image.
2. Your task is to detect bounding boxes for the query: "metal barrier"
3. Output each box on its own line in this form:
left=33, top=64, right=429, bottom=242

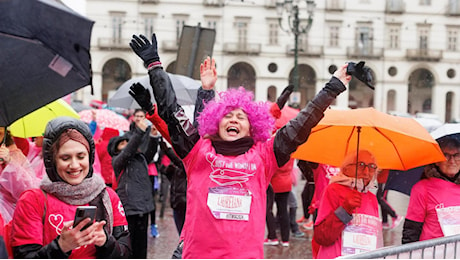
left=340, top=234, right=460, bottom=259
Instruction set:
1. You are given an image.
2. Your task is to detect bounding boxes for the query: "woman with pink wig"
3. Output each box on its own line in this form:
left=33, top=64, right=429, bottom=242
left=129, top=33, right=352, bottom=259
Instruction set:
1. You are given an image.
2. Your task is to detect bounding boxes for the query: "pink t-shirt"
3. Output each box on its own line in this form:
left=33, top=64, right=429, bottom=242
left=406, top=177, right=460, bottom=240
left=11, top=188, right=127, bottom=259
left=311, top=164, right=340, bottom=210
left=181, top=138, right=278, bottom=259
left=316, top=183, right=381, bottom=259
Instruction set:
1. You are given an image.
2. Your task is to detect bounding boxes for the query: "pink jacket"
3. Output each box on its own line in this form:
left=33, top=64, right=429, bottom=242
left=0, top=147, right=40, bottom=223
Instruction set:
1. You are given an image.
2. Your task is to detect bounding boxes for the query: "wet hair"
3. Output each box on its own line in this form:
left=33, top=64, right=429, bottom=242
left=0, top=129, right=14, bottom=147
left=197, top=87, right=274, bottom=142
left=436, top=134, right=460, bottom=150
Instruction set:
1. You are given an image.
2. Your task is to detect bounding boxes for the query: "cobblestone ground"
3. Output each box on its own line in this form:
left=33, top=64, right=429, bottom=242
left=147, top=180, right=407, bottom=259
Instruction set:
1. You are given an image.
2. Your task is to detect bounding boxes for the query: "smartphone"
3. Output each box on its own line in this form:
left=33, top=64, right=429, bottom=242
left=73, top=206, right=97, bottom=231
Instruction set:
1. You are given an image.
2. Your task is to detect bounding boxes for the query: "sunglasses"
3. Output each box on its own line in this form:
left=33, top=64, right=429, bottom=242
left=347, top=161, right=378, bottom=173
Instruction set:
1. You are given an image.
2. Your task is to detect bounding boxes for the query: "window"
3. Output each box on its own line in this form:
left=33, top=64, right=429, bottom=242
left=329, top=25, right=339, bottom=47
left=206, top=20, right=217, bottom=30
left=356, top=25, right=373, bottom=55
left=268, top=22, right=278, bottom=45
left=447, top=28, right=459, bottom=51
left=235, top=20, right=249, bottom=48
left=143, top=16, right=155, bottom=37
left=420, top=0, right=431, bottom=5
left=418, top=26, right=430, bottom=54
left=110, top=13, right=124, bottom=44
left=173, top=15, right=188, bottom=43
left=387, top=25, right=400, bottom=49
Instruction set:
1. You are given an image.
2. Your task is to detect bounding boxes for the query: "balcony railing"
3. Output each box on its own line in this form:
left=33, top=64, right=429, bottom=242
left=446, top=0, right=460, bottom=16
left=97, top=37, right=131, bottom=50
left=385, top=0, right=405, bottom=14
left=406, top=49, right=443, bottom=61
left=139, top=0, right=159, bottom=3
left=346, top=46, right=384, bottom=59
left=286, top=44, right=323, bottom=57
left=203, top=0, right=223, bottom=6
left=161, top=40, right=179, bottom=52
left=325, top=0, right=344, bottom=11
left=223, top=42, right=261, bottom=55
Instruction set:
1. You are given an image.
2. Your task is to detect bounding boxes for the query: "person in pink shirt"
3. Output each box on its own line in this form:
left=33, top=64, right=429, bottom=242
left=313, top=150, right=383, bottom=258
left=128, top=33, right=351, bottom=258
left=402, top=133, right=460, bottom=243
left=10, top=117, right=131, bottom=258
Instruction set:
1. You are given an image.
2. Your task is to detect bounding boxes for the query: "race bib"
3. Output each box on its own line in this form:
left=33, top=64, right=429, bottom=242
left=436, top=205, right=460, bottom=236
left=342, top=214, right=381, bottom=256
left=207, top=186, right=252, bottom=221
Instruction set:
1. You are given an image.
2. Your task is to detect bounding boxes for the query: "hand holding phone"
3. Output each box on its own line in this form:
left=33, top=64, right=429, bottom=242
left=73, top=206, right=97, bottom=231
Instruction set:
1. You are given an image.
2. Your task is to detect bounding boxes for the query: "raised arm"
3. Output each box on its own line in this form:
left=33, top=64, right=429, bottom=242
left=129, top=33, right=199, bottom=159
left=194, top=56, right=216, bottom=128
left=273, top=64, right=351, bottom=167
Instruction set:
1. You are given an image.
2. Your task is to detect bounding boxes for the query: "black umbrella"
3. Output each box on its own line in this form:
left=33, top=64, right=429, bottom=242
left=385, top=167, right=424, bottom=196
left=0, top=0, right=94, bottom=126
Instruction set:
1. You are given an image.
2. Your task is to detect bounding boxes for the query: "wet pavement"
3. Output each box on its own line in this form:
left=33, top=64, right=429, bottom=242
left=147, top=179, right=408, bottom=259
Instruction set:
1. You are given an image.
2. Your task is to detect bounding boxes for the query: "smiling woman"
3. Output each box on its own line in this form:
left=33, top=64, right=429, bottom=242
left=128, top=33, right=351, bottom=258
left=10, top=116, right=132, bottom=258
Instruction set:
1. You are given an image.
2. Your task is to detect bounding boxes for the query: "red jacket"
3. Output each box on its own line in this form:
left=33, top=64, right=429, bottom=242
left=270, top=158, right=294, bottom=193
left=96, top=128, right=119, bottom=185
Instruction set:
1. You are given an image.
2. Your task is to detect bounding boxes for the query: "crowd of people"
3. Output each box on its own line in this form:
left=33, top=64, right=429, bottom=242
left=0, top=31, right=459, bottom=259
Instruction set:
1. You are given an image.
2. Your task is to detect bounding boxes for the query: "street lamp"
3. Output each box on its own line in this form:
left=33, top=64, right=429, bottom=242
left=276, top=0, right=315, bottom=107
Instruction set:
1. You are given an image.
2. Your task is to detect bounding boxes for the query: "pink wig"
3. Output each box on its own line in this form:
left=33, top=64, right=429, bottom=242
left=197, top=87, right=274, bottom=142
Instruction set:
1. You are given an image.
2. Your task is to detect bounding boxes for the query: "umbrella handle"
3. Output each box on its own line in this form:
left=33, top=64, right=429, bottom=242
left=1, top=126, right=6, bottom=145
left=354, top=126, right=362, bottom=189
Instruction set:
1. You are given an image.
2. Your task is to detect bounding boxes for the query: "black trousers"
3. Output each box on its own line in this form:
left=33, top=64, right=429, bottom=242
left=301, top=182, right=315, bottom=219
left=266, top=186, right=290, bottom=242
left=377, top=183, right=397, bottom=223
left=127, top=213, right=149, bottom=258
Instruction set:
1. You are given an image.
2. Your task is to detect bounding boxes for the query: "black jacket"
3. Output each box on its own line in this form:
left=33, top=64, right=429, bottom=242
left=147, top=66, right=346, bottom=167
left=108, top=126, right=159, bottom=216
left=158, top=145, right=187, bottom=209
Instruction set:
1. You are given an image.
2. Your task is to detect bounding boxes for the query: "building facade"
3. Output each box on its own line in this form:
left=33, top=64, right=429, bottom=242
left=77, top=0, right=460, bottom=123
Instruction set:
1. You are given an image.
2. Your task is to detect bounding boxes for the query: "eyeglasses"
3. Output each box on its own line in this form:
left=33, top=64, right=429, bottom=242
left=443, top=153, right=460, bottom=161
left=347, top=161, right=378, bottom=173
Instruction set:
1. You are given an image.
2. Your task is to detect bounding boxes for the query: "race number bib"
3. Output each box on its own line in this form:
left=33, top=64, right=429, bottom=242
left=342, top=214, right=381, bottom=256
left=207, top=186, right=252, bottom=221
left=436, top=205, right=460, bottom=236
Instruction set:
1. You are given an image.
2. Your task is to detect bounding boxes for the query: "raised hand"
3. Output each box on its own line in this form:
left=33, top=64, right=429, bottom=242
left=276, top=84, right=294, bottom=110
left=334, top=63, right=352, bottom=87
left=200, top=56, right=217, bottom=90
left=129, top=82, right=154, bottom=115
left=129, top=34, right=160, bottom=67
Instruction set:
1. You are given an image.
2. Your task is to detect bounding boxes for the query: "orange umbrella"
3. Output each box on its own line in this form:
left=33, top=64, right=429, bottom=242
left=292, top=107, right=445, bottom=170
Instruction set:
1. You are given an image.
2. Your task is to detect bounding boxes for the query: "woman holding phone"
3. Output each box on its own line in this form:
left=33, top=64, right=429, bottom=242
left=10, top=117, right=131, bottom=258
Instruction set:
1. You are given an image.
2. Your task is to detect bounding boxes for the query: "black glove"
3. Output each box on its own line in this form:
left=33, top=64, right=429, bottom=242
left=129, top=34, right=160, bottom=67
left=346, top=61, right=374, bottom=90
left=276, top=84, right=294, bottom=110
left=129, top=82, right=154, bottom=115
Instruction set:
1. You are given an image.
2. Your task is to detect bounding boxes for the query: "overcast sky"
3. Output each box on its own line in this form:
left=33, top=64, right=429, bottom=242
left=62, top=0, right=85, bottom=15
